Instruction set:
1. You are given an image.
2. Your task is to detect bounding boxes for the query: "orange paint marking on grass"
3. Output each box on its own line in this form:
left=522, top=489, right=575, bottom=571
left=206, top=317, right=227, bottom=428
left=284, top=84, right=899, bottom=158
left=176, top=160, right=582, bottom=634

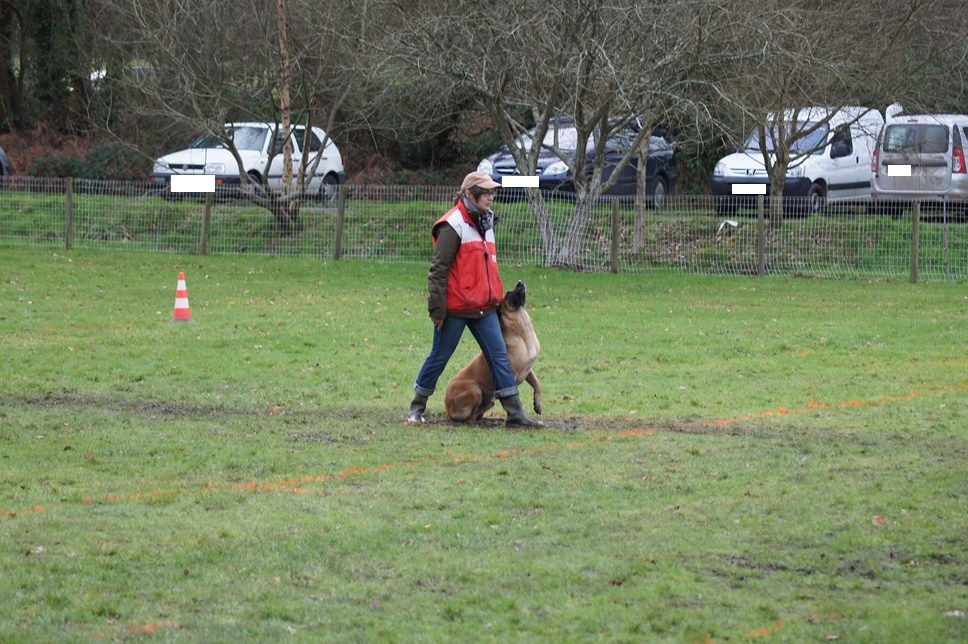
left=3, top=383, right=964, bottom=521
left=707, top=383, right=965, bottom=429
left=747, top=619, right=785, bottom=637
left=125, top=620, right=175, bottom=636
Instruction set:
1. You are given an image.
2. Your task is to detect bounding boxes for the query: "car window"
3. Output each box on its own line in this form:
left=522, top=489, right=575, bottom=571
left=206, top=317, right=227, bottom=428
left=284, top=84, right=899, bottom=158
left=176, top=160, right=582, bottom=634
left=307, top=131, right=324, bottom=152
left=292, top=128, right=321, bottom=153
left=293, top=130, right=325, bottom=153
left=541, top=127, right=580, bottom=152
left=648, top=136, right=671, bottom=152
left=229, top=126, right=269, bottom=151
left=745, top=121, right=829, bottom=156
left=190, top=133, right=224, bottom=149
left=269, top=131, right=289, bottom=155
left=605, top=130, right=635, bottom=153
left=883, top=124, right=949, bottom=154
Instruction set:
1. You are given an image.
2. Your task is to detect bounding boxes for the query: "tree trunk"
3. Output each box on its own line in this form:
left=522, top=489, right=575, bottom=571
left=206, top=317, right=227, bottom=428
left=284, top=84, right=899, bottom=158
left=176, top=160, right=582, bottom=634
left=269, top=197, right=300, bottom=236
left=524, top=187, right=558, bottom=266
left=553, top=193, right=595, bottom=269
left=768, top=160, right=789, bottom=229
left=632, top=136, right=650, bottom=255
left=275, top=0, right=298, bottom=229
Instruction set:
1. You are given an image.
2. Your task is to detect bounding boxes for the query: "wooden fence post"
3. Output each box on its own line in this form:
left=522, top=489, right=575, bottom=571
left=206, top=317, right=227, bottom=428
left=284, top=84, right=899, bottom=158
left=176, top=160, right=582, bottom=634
left=910, top=202, right=920, bottom=284
left=65, top=177, right=74, bottom=251
left=198, top=191, right=213, bottom=254
left=333, top=184, right=347, bottom=260
left=756, top=194, right=766, bottom=276
left=610, top=199, right=620, bottom=274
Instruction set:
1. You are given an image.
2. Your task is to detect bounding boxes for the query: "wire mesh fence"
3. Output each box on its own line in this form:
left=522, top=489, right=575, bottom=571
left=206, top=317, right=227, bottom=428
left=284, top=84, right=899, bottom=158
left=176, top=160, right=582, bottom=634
left=1, top=177, right=965, bottom=282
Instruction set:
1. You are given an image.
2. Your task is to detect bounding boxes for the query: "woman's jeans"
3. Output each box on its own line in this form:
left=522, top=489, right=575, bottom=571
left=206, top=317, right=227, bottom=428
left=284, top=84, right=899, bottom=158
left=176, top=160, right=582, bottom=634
left=414, top=312, right=518, bottom=399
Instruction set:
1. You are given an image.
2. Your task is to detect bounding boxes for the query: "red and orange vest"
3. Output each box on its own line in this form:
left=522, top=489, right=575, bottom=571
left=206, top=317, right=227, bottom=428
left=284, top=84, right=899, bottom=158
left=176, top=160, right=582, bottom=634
left=433, top=201, right=504, bottom=315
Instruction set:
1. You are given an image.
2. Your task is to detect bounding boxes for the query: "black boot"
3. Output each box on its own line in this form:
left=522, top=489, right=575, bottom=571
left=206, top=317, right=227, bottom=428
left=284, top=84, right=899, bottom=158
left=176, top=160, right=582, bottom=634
left=407, top=392, right=428, bottom=423
left=500, top=394, right=544, bottom=428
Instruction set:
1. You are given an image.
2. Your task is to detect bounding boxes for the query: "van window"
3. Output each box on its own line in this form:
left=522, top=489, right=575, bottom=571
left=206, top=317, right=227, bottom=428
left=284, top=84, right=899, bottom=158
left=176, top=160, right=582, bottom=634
left=830, top=126, right=853, bottom=155
left=745, top=122, right=829, bottom=156
left=883, top=124, right=949, bottom=154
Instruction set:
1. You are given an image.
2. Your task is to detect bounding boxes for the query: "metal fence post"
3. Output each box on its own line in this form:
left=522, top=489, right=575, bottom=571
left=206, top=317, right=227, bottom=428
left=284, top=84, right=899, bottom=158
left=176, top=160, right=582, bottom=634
left=910, top=202, right=920, bottom=284
left=65, top=177, right=74, bottom=251
left=610, top=199, right=620, bottom=274
left=756, top=194, right=766, bottom=276
left=198, top=191, right=213, bottom=255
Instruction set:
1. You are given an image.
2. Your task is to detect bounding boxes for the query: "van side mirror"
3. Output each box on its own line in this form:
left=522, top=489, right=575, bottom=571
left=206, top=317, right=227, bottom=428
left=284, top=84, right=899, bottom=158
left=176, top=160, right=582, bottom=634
left=830, top=141, right=850, bottom=159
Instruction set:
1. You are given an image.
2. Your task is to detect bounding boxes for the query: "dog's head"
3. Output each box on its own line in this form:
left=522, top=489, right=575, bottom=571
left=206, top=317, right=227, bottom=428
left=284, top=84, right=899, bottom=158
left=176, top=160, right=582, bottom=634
left=502, top=281, right=527, bottom=312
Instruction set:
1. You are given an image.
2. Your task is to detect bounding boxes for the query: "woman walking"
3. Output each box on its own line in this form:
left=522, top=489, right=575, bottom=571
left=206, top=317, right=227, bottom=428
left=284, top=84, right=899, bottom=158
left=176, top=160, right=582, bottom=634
left=407, top=171, right=542, bottom=428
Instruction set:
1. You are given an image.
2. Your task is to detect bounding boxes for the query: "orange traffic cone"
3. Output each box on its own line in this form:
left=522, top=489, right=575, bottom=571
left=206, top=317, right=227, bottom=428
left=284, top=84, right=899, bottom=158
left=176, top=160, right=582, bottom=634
left=172, top=271, right=193, bottom=322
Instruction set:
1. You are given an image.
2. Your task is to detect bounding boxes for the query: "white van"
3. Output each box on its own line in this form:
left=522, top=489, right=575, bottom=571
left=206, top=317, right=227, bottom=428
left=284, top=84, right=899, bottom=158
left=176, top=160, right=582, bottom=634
left=870, top=106, right=968, bottom=214
left=712, top=106, right=884, bottom=215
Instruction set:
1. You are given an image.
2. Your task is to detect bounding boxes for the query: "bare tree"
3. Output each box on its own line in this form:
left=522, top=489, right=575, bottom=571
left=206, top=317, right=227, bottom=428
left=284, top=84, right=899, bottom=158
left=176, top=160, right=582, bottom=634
left=88, top=0, right=367, bottom=234
left=382, top=0, right=714, bottom=269
left=712, top=0, right=965, bottom=226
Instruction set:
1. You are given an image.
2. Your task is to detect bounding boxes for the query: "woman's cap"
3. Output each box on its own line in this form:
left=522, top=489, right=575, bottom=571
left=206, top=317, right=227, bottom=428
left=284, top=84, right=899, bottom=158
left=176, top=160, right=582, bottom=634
left=460, top=171, right=501, bottom=192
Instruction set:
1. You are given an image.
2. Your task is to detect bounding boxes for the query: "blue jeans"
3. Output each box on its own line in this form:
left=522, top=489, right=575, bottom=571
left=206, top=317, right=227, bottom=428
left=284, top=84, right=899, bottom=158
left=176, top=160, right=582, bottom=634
left=414, top=312, right=519, bottom=399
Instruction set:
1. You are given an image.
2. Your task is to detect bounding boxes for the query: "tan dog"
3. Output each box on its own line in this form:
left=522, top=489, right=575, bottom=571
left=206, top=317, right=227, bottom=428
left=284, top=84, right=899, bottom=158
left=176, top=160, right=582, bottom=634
left=444, top=281, right=542, bottom=422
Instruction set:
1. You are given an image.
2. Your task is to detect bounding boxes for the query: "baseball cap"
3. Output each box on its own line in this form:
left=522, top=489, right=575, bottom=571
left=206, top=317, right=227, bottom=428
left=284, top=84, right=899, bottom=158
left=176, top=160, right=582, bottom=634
left=460, top=171, right=501, bottom=192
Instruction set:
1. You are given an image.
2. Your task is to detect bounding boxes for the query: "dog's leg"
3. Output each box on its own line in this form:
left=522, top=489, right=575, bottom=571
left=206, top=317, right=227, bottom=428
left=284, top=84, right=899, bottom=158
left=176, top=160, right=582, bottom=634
left=525, top=370, right=542, bottom=415
left=473, top=396, right=496, bottom=420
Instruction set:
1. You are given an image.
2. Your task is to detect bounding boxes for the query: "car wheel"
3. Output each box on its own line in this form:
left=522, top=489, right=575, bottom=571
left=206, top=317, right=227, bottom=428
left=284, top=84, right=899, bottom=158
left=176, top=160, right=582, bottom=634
left=651, top=176, right=668, bottom=209
left=807, top=182, right=827, bottom=215
left=318, top=173, right=339, bottom=202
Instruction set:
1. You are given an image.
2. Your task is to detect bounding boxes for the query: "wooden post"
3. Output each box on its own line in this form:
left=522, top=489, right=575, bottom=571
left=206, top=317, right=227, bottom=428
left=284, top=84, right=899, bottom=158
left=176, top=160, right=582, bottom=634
left=610, top=199, right=620, bottom=274
left=65, top=177, right=74, bottom=251
left=910, top=202, right=920, bottom=284
left=756, top=194, right=766, bottom=276
left=198, top=191, right=213, bottom=255
left=333, top=184, right=347, bottom=260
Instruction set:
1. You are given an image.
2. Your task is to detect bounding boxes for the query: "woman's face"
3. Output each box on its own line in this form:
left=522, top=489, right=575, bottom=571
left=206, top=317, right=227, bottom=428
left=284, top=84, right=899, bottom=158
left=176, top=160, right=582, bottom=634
left=468, top=189, right=495, bottom=211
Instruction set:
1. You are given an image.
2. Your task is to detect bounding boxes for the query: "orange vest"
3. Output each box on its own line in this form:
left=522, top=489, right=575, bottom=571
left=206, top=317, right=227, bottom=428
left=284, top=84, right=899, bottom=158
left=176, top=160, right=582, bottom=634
left=433, top=201, right=504, bottom=315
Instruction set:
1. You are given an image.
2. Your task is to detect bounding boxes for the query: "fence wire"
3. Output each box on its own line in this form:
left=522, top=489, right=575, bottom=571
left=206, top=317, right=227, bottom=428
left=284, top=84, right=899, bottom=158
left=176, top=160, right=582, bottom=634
left=0, top=177, right=965, bottom=282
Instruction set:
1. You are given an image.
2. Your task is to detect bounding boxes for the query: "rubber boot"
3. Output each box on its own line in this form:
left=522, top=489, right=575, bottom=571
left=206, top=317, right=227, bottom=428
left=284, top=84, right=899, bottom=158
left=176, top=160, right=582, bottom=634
left=407, top=392, right=428, bottom=423
left=500, top=394, right=544, bottom=428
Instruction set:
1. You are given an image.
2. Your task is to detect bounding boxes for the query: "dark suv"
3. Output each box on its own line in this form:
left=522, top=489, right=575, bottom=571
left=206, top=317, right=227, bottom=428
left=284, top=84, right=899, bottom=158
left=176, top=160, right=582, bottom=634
left=476, top=119, right=678, bottom=207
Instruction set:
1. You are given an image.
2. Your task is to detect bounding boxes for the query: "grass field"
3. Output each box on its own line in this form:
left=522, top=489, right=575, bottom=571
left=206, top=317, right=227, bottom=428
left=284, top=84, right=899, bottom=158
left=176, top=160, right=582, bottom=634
left=1, top=247, right=966, bottom=642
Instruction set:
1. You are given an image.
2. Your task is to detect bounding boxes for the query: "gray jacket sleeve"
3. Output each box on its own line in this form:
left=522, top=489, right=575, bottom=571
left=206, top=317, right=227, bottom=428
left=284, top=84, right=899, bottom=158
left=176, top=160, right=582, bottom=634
left=428, top=223, right=460, bottom=319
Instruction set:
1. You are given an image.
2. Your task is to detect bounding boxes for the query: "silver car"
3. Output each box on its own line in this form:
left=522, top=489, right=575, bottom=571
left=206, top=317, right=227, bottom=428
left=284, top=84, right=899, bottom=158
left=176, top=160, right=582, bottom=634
left=870, top=111, right=968, bottom=214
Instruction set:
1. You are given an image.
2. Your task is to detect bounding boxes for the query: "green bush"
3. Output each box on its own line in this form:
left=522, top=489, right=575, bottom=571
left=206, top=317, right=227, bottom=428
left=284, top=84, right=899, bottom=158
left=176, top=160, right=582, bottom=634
left=84, top=141, right=150, bottom=181
left=29, top=142, right=150, bottom=181
left=29, top=155, right=86, bottom=178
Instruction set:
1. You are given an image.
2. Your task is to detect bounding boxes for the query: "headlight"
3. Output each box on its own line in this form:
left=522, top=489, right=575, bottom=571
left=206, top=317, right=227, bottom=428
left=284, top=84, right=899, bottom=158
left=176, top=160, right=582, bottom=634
left=713, top=161, right=725, bottom=177
left=153, top=161, right=169, bottom=173
left=204, top=163, right=225, bottom=174
left=542, top=160, right=569, bottom=176
left=477, top=159, right=493, bottom=174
